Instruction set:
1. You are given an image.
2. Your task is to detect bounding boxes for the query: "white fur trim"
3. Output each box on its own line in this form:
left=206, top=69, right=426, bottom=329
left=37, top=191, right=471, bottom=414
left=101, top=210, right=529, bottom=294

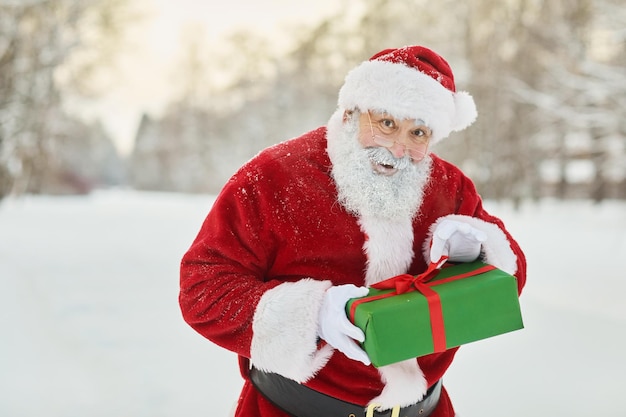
left=358, top=215, right=430, bottom=407
left=452, top=91, right=478, bottom=131
left=250, top=279, right=334, bottom=383
left=423, top=214, right=518, bottom=275
left=338, top=60, right=476, bottom=143
left=369, top=359, right=428, bottom=409
left=360, top=215, right=415, bottom=286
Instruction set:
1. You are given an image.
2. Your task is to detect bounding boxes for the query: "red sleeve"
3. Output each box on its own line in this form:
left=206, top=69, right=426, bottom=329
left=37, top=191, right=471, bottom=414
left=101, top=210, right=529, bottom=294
left=179, top=161, right=280, bottom=357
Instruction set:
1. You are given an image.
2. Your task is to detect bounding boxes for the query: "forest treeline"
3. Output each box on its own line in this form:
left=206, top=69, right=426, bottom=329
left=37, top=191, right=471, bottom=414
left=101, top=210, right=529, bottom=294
left=1, top=0, right=624, bottom=203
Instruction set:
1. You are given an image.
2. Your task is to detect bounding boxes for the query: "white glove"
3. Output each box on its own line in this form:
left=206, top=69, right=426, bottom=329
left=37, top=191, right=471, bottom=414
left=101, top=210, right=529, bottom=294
left=430, top=219, right=487, bottom=263
left=318, top=284, right=371, bottom=365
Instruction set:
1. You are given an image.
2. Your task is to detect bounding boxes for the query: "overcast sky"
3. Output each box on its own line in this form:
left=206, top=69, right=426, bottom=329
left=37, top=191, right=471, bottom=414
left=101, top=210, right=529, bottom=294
left=70, top=0, right=343, bottom=155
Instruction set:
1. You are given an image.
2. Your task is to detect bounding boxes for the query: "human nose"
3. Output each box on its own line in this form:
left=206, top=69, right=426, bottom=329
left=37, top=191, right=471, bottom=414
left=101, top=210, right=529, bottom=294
left=387, top=141, right=408, bottom=158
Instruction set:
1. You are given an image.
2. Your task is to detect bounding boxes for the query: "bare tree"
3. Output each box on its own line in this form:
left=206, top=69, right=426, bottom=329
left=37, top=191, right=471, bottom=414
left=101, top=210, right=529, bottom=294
left=505, top=0, right=625, bottom=201
left=0, top=0, right=131, bottom=199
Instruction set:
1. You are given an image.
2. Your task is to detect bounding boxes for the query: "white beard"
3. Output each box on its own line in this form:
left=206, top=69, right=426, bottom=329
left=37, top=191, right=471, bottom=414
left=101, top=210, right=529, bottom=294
left=326, top=110, right=432, bottom=221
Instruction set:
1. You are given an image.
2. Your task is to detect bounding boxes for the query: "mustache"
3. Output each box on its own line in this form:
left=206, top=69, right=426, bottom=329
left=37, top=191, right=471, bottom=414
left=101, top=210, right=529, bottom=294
left=365, top=147, right=412, bottom=170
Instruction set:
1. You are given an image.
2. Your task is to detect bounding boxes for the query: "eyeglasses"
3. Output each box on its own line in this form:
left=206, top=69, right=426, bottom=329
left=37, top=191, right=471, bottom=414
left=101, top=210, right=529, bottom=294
left=366, top=111, right=430, bottom=161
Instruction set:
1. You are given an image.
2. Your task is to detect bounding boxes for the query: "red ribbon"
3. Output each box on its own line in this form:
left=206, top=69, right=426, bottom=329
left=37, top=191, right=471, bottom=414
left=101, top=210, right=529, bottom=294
left=349, top=257, right=496, bottom=354
left=371, top=256, right=448, bottom=294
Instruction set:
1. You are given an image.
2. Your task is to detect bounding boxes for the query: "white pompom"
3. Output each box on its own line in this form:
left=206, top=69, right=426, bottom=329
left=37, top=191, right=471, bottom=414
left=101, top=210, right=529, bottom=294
left=451, top=91, right=478, bottom=132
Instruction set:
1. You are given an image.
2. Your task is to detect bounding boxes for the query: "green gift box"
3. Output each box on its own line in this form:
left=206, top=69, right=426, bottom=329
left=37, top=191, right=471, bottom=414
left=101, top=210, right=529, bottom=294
left=346, top=260, right=524, bottom=367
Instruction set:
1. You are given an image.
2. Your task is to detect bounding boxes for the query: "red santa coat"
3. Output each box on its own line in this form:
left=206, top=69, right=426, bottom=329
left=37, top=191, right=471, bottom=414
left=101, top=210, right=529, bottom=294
left=179, top=126, right=527, bottom=417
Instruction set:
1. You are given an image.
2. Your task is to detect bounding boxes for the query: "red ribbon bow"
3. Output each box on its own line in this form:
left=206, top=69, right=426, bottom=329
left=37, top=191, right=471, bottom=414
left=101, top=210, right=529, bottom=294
left=369, top=256, right=449, bottom=353
left=371, top=256, right=448, bottom=294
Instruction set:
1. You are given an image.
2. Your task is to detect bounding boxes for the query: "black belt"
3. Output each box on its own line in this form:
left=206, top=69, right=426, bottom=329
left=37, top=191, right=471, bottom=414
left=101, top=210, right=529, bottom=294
left=249, top=367, right=441, bottom=417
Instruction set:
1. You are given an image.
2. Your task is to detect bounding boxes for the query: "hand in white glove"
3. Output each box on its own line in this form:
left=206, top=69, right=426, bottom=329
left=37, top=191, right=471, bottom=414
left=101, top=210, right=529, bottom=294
left=318, top=284, right=371, bottom=365
left=430, top=219, right=487, bottom=263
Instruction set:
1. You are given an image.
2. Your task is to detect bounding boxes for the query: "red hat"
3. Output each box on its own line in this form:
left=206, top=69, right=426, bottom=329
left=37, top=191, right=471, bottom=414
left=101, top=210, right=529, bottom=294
left=338, top=45, right=477, bottom=143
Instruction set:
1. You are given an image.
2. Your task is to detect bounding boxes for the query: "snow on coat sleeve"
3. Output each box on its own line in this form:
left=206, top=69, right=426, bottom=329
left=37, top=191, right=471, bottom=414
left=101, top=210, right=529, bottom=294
left=421, top=157, right=527, bottom=294
left=179, top=143, right=334, bottom=383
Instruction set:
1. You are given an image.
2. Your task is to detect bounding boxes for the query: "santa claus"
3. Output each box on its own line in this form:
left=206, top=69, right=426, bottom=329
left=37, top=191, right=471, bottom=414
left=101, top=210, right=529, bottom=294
left=179, top=45, right=527, bottom=417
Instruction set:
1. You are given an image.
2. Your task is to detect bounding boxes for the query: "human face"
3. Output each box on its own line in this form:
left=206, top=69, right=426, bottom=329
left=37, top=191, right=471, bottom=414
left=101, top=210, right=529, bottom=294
left=326, top=109, right=433, bottom=220
left=359, top=110, right=431, bottom=163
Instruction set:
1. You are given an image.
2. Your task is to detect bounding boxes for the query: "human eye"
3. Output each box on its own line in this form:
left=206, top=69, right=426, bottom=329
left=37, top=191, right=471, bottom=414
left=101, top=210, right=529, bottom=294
left=379, top=118, right=396, bottom=131
left=412, top=126, right=431, bottom=139
left=412, top=128, right=426, bottom=137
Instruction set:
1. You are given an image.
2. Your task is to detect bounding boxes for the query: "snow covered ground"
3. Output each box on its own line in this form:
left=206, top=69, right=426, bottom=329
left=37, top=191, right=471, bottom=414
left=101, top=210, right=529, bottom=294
left=1, top=190, right=624, bottom=416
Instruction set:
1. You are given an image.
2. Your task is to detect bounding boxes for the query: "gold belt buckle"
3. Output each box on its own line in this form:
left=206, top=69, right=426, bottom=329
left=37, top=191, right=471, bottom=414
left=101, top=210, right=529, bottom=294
left=365, top=403, right=400, bottom=417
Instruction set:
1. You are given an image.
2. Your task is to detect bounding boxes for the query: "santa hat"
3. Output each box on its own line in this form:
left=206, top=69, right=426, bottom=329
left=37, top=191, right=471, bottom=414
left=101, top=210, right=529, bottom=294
left=338, top=45, right=477, bottom=144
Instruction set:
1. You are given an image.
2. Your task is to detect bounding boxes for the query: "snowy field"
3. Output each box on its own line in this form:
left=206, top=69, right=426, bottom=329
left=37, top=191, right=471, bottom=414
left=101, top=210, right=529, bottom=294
left=1, top=190, right=624, bottom=416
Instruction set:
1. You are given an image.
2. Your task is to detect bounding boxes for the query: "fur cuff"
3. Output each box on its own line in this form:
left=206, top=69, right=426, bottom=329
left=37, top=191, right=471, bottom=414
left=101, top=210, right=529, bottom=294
left=423, top=214, right=518, bottom=275
left=250, top=279, right=333, bottom=383
left=370, top=359, right=428, bottom=409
